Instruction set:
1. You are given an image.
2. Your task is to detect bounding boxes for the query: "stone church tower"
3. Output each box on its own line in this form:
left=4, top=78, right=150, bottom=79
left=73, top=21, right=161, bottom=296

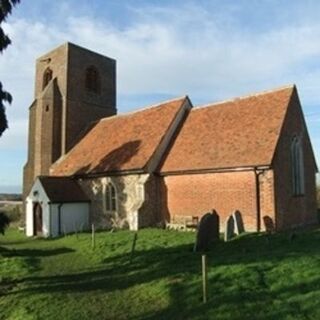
left=23, top=42, right=117, bottom=200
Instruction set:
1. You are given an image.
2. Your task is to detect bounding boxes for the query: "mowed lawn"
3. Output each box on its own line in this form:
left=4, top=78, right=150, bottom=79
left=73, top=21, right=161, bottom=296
left=0, top=227, right=320, bottom=320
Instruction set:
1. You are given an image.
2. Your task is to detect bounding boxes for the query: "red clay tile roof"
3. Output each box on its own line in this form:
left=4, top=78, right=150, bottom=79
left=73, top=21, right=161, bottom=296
left=160, top=86, right=295, bottom=173
left=51, top=97, right=187, bottom=176
left=39, top=176, right=90, bottom=202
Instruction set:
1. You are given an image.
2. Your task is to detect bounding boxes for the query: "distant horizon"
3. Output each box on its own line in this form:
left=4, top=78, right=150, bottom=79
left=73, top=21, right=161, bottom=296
left=0, top=185, right=22, bottom=194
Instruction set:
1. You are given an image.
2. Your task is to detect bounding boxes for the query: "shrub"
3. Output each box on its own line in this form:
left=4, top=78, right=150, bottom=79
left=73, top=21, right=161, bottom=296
left=0, top=212, right=10, bottom=235
left=6, top=205, right=22, bottom=223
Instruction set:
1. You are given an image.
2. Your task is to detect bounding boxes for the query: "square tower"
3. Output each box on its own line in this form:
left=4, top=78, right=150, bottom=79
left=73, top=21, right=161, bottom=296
left=23, top=42, right=117, bottom=200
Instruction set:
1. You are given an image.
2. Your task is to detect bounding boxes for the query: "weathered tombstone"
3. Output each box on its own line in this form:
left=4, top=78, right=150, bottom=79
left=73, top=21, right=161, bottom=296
left=232, top=210, right=245, bottom=235
left=224, top=215, right=235, bottom=241
left=194, top=210, right=220, bottom=252
left=263, top=216, right=275, bottom=234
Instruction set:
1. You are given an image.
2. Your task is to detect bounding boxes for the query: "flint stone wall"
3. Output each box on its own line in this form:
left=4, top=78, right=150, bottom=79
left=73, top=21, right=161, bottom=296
left=78, top=173, right=159, bottom=230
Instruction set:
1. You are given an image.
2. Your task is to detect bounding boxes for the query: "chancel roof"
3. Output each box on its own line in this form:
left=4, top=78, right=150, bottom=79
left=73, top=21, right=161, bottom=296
left=160, top=86, right=295, bottom=173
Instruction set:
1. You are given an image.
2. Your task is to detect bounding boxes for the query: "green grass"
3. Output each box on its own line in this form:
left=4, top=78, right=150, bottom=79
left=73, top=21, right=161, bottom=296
left=1, top=227, right=320, bottom=320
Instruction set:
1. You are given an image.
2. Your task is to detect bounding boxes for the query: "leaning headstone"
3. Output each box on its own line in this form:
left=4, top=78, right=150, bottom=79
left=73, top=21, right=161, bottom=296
left=194, top=210, right=220, bottom=252
left=232, top=210, right=245, bottom=235
left=263, top=216, right=275, bottom=234
left=224, top=215, right=235, bottom=242
left=211, top=210, right=220, bottom=242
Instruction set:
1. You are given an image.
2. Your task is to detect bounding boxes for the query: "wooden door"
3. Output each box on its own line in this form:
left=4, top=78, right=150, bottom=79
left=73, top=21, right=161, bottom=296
left=33, top=203, right=43, bottom=235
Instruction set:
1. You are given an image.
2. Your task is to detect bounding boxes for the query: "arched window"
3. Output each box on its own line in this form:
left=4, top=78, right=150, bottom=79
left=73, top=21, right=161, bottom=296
left=104, top=182, right=117, bottom=212
left=42, top=68, right=53, bottom=90
left=291, top=136, right=305, bottom=195
left=85, top=66, right=100, bottom=94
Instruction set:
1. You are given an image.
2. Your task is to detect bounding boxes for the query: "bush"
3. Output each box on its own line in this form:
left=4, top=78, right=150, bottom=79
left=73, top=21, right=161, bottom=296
left=0, top=204, right=23, bottom=227
left=6, top=205, right=22, bottom=223
left=0, top=212, right=10, bottom=235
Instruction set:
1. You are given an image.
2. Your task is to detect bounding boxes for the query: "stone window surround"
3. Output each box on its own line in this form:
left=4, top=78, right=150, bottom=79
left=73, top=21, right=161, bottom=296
left=102, top=178, right=118, bottom=215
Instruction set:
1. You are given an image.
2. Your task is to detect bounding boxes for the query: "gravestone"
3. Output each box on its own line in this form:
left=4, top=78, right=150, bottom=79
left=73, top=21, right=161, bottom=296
left=263, top=216, right=275, bottom=234
left=194, top=210, right=220, bottom=252
left=224, top=215, right=235, bottom=241
left=232, top=210, right=245, bottom=235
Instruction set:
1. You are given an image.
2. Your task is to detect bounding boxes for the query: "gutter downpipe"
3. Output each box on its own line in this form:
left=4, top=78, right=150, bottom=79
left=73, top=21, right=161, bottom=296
left=254, top=167, right=268, bottom=232
left=58, top=203, right=63, bottom=235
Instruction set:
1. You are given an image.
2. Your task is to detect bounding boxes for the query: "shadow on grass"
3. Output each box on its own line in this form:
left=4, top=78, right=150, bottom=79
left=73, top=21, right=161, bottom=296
left=0, top=246, right=75, bottom=298
left=0, top=246, right=75, bottom=257
left=0, top=240, right=29, bottom=245
left=2, top=229, right=320, bottom=319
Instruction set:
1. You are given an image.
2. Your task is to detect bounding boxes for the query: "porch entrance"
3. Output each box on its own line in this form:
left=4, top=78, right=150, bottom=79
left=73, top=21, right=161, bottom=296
left=33, top=202, right=43, bottom=235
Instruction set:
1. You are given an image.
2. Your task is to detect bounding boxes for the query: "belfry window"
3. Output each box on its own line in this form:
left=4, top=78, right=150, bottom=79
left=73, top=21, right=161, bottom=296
left=291, top=136, right=305, bottom=196
left=104, top=182, right=117, bottom=212
left=85, top=66, right=100, bottom=94
left=42, top=68, right=53, bottom=90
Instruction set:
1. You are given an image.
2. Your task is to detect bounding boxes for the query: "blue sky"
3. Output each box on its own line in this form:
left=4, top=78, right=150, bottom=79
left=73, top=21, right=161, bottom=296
left=0, top=0, right=320, bottom=193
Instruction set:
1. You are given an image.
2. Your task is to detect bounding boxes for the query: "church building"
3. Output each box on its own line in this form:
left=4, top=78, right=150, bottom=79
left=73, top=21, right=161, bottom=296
left=23, top=43, right=318, bottom=237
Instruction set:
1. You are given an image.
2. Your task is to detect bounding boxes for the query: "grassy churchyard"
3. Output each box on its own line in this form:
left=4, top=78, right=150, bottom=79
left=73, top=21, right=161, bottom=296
left=0, top=227, right=320, bottom=320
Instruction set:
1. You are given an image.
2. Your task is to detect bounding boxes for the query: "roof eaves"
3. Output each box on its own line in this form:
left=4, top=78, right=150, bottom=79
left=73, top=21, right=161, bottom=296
left=159, top=164, right=272, bottom=176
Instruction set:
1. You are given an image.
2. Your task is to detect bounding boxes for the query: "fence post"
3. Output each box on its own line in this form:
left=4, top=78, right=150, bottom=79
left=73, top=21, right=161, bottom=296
left=91, top=223, right=95, bottom=249
left=130, top=232, right=138, bottom=264
left=202, top=254, right=208, bottom=303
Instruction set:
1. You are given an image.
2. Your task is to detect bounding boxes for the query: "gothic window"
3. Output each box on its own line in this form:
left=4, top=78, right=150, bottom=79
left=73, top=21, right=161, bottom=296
left=85, top=66, right=100, bottom=94
left=291, top=136, right=305, bottom=196
left=42, top=68, right=53, bottom=90
left=104, top=182, right=117, bottom=212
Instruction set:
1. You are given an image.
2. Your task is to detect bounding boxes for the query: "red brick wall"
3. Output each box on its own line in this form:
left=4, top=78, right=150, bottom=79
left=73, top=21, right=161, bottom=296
left=273, top=89, right=318, bottom=230
left=162, top=171, right=264, bottom=232
left=160, top=90, right=317, bottom=232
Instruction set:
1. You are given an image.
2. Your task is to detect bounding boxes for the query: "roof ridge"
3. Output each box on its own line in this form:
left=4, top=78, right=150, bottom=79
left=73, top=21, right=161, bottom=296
left=196, top=84, right=295, bottom=110
left=99, top=95, right=188, bottom=123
